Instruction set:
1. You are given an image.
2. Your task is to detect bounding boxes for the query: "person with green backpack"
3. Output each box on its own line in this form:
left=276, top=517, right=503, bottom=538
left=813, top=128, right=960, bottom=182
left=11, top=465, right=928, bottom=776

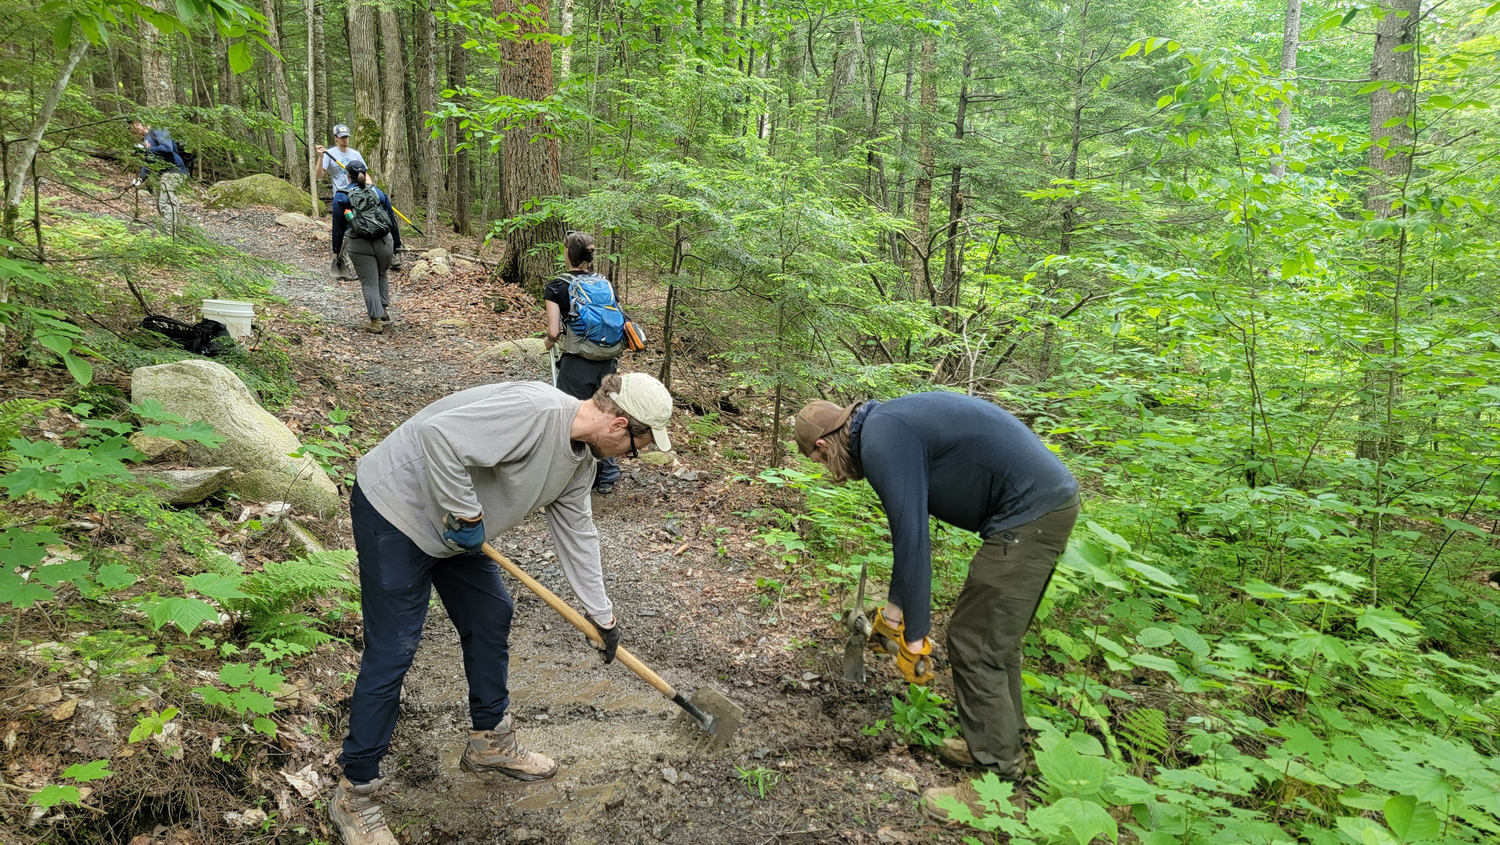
left=332, top=161, right=403, bottom=333
left=543, top=232, right=643, bottom=494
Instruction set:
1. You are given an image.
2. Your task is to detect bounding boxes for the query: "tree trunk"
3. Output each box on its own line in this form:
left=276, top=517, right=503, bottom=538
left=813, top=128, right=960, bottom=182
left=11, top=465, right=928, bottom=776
left=347, top=1, right=384, bottom=160
left=1366, top=0, right=1417, bottom=219
left=940, top=50, right=971, bottom=314
left=560, top=0, right=574, bottom=79
left=908, top=34, right=935, bottom=302
left=417, top=0, right=444, bottom=229
left=306, top=0, right=320, bottom=217
left=494, top=0, right=564, bottom=298
left=140, top=0, right=176, bottom=108
left=314, top=0, right=329, bottom=154
left=261, top=0, right=304, bottom=184
left=1060, top=1, right=1091, bottom=257
left=379, top=6, right=415, bottom=208
left=1271, top=0, right=1301, bottom=178
left=3, top=36, right=87, bottom=243
left=448, top=21, right=471, bottom=235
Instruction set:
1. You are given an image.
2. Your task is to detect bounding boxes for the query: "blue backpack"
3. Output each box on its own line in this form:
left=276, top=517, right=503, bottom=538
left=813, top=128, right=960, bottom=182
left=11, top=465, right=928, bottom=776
left=566, top=273, right=626, bottom=347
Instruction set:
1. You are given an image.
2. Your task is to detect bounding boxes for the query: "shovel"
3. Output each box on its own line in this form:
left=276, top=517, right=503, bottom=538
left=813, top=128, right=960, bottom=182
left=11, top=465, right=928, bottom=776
left=480, top=542, right=743, bottom=748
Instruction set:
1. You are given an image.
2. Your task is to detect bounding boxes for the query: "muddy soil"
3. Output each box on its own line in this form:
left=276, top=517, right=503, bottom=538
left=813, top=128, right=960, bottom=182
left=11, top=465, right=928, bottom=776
left=46, top=194, right=976, bottom=844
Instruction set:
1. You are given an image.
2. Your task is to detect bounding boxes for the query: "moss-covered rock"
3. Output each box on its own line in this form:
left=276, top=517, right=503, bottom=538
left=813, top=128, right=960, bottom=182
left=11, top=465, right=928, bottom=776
left=206, top=174, right=315, bottom=213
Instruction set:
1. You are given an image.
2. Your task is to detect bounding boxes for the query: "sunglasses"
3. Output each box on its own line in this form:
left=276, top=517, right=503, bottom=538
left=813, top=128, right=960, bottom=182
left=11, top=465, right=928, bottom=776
left=625, top=421, right=651, bottom=459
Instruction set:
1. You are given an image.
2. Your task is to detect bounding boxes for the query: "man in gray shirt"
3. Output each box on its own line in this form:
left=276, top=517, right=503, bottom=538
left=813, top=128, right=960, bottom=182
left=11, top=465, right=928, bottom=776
left=331, top=374, right=674, bottom=845
left=314, top=125, right=366, bottom=278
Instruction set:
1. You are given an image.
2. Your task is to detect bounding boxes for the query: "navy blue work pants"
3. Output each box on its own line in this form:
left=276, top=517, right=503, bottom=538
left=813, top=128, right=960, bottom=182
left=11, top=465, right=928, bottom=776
left=338, top=482, right=513, bottom=784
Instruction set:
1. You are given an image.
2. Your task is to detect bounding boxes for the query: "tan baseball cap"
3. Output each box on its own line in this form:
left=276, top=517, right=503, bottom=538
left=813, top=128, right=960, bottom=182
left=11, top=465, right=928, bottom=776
left=794, top=400, right=856, bottom=457
left=610, top=373, right=674, bottom=452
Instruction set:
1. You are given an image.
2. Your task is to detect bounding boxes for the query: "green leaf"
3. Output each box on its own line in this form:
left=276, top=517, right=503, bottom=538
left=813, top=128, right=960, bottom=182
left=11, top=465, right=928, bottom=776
left=1031, top=796, right=1119, bottom=844
left=36, top=558, right=89, bottom=587
left=141, top=596, right=218, bottom=634
left=1171, top=624, right=1211, bottom=657
left=62, top=759, right=113, bottom=782
left=94, top=564, right=137, bottom=591
left=183, top=573, right=250, bottom=602
left=0, top=572, right=54, bottom=608
left=252, top=716, right=278, bottom=737
left=52, top=16, right=73, bottom=51
left=27, top=783, right=81, bottom=810
left=1337, top=817, right=1399, bottom=845
left=218, top=663, right=255, bottom=687
left=1383, top=794, right=1440, bottom=842
left=1135, top=628, right=1174, bottom=648
left=1086, top=521, right=1131, bottom=553
left=1125, top=559, right=1179, bottom=588
left=1131, top=653, right=1180, bottom=674
left=227, top=40, right=252, bottom=73
left=1356, top=607, right=1422, bottom=643
left=1037, top=739, right=1105, bottom=797
left=0, top=527, right=60, bottom=568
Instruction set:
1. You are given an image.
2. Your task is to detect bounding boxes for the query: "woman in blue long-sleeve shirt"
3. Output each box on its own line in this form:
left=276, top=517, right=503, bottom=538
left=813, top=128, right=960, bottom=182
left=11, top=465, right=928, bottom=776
left=795, top=392, right=1080, bottom=822
left=128, top=118, right=187, bottom=234
left=332, top=161, right=402, bottom=333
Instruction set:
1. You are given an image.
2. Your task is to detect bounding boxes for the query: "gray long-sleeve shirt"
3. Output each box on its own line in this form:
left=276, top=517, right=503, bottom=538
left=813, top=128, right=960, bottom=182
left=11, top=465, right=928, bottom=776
left=852, top=392, right=1079, bottom=641
left=355, top=382, right=611, bottom=620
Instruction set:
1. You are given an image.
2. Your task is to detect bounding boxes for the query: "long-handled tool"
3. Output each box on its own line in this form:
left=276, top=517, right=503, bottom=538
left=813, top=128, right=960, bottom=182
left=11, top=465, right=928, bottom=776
left=480, top=542, right=743, bottom=747
left=842, top=562, right=914, bottom=682
left=322, top=153, right=427, bottom=237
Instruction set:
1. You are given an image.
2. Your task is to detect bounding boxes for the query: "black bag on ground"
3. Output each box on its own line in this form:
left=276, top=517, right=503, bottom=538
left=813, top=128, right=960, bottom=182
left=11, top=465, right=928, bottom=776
left=140, top=314, right=234, bottom=356
left=346, top=185, right=389, bottom=239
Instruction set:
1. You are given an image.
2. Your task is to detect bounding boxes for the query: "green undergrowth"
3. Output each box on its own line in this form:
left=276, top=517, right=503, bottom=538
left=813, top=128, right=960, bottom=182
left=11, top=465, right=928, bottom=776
left=0, top=396, right=356, bottom=829
left=750, top=455, right=1500, bottom=844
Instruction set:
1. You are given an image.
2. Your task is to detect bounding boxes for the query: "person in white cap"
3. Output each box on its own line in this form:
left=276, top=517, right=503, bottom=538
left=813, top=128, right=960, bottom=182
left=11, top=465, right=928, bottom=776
left=329, top=372, right=672, bottom=845
left=315, top=124, right=367, bottom=279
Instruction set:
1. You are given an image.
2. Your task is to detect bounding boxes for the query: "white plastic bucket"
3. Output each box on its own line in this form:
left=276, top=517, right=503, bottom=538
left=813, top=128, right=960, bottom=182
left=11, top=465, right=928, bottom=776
left=202, top=299, right=254, bottom=341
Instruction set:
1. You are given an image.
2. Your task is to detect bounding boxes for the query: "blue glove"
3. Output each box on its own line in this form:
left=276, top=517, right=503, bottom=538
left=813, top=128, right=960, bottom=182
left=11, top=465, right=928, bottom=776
left=442, top=513, right=486, bottom=553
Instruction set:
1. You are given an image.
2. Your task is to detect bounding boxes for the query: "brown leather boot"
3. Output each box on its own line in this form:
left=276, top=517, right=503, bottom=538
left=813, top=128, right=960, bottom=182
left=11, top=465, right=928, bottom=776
left=459, top=714, right=558, bottom=781
left=364, top=319, right=384, bottom=334
left=329, top=776, right=398, bottom=845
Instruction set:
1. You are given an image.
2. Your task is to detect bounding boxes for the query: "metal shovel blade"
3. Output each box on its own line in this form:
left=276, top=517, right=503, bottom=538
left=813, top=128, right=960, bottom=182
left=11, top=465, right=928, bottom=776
left=842, top=628, right=867, bottom=682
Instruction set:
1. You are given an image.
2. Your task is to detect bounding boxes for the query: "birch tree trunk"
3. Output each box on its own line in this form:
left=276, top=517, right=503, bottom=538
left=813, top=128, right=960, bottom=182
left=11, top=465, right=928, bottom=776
left=306, top=0, right=320, bottom=216
left=1271, top=0, right=1301, bottom=179
left=3, top=36, right=87, bottom=243
left=261, top=0, right=304, bottom=184
left=379, top=6, right=415, bottom=208
left=494, top=0, right=563, bottom=298
left=560, top=0, right=574, bottom=79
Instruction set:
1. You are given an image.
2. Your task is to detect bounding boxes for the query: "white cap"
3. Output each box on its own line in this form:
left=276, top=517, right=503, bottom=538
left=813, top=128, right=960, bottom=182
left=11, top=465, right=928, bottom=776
left=610, top=373, right=674, bottom=452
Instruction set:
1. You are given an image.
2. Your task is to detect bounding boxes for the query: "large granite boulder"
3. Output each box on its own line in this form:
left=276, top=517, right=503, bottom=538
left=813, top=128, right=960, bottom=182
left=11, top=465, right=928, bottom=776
left=206, top=174, right=315, bottom=214
left=130, top=360, right=340, bottom=517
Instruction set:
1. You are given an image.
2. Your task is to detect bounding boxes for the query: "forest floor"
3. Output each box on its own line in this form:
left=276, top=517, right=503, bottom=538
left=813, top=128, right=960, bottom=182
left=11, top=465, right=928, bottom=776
left=6, top=184, right=980, bottom=844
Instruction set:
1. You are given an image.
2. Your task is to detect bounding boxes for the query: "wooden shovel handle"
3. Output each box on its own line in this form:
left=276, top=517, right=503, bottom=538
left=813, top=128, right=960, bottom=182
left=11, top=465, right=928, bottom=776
left=480, top=542, right=677, bottom=699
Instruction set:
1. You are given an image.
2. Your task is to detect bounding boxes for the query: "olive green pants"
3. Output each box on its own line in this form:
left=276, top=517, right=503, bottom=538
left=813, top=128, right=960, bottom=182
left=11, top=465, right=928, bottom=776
left=947, top=497, right=1080, bottom=778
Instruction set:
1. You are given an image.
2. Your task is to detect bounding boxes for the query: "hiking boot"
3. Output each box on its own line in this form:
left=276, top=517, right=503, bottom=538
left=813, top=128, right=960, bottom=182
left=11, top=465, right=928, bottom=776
left=921, top=778, right=1027, bottom=825
left=459, top=714, right=558, bottom=781
left=364, top=319, right=384, bottom=334
left=594, top=482, right=614, bottom=495
left=379, top=314, right=392, bottom=322
left=330, top=776, right=398, bottom=845
left=937, top=736, right=977, bottom=768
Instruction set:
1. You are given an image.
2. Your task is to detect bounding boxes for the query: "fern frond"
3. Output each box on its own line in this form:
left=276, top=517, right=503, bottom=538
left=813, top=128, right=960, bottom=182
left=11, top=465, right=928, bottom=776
left=1118, top=707, right=1171, bottom=765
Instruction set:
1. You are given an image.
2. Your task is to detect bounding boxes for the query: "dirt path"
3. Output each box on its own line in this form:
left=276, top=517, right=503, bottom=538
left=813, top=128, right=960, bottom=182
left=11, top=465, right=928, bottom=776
left=190, top=206, right=967, bottom=845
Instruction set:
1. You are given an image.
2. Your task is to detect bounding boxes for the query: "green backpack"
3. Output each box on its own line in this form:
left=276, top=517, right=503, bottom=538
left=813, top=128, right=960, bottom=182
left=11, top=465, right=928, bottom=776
left=347, top=185, right=389, bottom=239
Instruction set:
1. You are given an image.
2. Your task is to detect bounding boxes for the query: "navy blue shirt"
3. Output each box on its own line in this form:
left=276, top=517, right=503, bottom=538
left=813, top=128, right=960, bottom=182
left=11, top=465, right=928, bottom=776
left=137, top=128, right=186, bottom=180
left=852, top=392, right=1078, bottom=640
left=331, top=185, right=402, bottom=252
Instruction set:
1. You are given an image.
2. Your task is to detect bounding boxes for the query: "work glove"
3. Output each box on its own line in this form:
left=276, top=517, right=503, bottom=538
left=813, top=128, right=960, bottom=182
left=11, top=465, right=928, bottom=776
left=585, top=613, right=619, bottom=664
left=896, top=637, right=935, bottom=685
left=442, top=513, right=486, bottom=553
left=868, top=611, right=904, bottom=656
left=130, top=177, right=142, bottom=188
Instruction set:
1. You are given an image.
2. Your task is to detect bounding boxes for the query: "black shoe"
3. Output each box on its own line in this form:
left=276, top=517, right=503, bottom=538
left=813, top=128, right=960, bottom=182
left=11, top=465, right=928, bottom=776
left=594, top=482, right=615, bottom=495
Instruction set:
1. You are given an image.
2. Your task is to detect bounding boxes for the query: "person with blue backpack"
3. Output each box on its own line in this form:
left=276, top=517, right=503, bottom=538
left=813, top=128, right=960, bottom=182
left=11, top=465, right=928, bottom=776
left=128, top=117, right=189, bottom=234
left=544, top=232, right=633, bottom=494
left=332, top=161, right=403, bottom=334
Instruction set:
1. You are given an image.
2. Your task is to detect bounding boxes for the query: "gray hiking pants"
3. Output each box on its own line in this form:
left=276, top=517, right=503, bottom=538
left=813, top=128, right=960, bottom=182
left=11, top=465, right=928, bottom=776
left=947, top=496, right=1080, bottom=778
left=346, top=233, right=392, bottom=320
